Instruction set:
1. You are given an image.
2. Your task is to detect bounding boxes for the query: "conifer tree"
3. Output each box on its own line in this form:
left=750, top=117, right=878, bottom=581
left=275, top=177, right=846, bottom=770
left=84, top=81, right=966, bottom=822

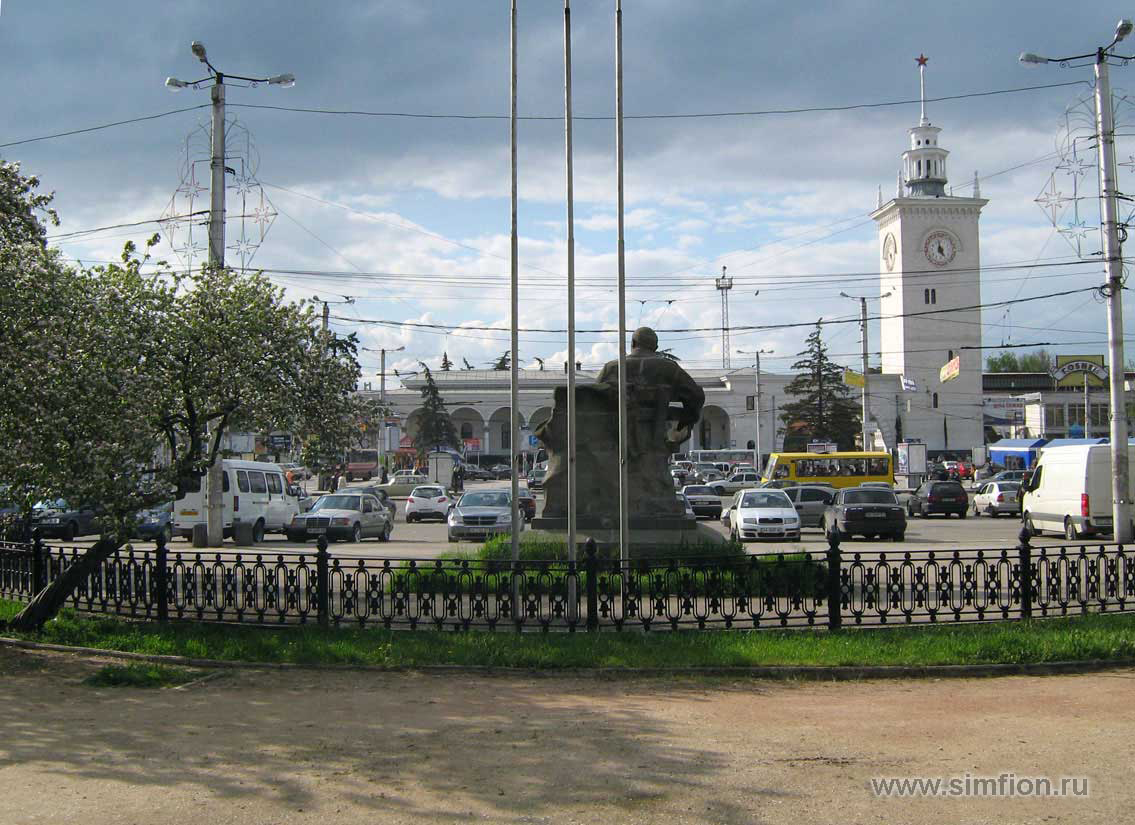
left=411, top=362, right=458, bottom=458
left=440, top=351, right=453, bottom=371
left=779, top=321, right=861, bottom=449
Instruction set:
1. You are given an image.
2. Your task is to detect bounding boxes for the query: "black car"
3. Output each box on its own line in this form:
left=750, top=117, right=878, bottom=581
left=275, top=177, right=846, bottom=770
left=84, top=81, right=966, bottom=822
left=823, top=487, right=907, bottom=541
left=31, top=499, right=101, bottom=541
left=907, top=480, right=968, bottom=518
left=463, top=465, right=495, bottom=481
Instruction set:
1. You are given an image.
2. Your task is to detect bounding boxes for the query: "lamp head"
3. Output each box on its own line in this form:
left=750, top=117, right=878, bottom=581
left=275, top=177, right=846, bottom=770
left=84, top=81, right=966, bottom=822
left=1117, top=19, right=1134, bottom=42
left=165, top=76, right=190, bottom=91
left=1019, top=52, right=1049, bottom=65
left=191, top=41, right=208, bottom=63
left=267, top=73, right=296, bottom=88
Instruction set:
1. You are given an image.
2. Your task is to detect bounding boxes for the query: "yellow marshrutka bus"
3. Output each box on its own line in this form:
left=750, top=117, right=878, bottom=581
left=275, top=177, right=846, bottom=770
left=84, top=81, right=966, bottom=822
left=761, top=451, right=893, bottom=489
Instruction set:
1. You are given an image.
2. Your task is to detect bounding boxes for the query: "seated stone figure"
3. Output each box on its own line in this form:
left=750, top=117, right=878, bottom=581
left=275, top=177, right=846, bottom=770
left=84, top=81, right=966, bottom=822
left=536, top=327, right=705, bottom=526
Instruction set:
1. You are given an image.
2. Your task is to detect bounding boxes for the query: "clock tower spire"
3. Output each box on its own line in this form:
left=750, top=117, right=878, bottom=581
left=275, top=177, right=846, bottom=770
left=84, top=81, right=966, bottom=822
left=870, top=55, right=989, bottom=455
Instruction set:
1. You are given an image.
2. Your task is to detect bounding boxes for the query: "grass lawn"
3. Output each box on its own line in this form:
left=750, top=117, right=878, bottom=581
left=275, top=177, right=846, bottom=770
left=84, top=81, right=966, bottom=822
left=3, top=598, right=1135, bottom=669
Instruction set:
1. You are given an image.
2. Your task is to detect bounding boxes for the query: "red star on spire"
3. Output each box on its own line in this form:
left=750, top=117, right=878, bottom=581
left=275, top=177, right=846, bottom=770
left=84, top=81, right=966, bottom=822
left=916, top=54, right=929, bottom=67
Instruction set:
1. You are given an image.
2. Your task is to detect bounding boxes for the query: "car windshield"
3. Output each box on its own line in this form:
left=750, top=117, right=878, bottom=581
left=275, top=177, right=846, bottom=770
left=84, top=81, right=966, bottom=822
left=998, top=482, right=1021, bottom=491
left=684, top=486, right=713, bottom=495
left=413, top=487, right=445, bottom=498
left=459, top=492, right=510, bottom=508
left=740, top=491, right=791, bottom=508
left=312, top=495, right=361, bottom=512
left=844, top=490, right=898, bottom=505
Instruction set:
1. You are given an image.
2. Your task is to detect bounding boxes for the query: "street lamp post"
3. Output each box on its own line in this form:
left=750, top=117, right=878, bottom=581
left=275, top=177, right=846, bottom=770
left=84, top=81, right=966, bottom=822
left=167, top=42, right=294, bottom=549
left=1021, top=19, right=1133, bottom=542
left=737, top=348, right=773, bottom=472
left=840, top=291, right=891, bottom=451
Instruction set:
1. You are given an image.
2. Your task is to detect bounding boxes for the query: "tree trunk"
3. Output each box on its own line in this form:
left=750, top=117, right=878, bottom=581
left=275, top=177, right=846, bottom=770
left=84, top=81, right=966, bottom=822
left=8, top=537, right=122, bottom=631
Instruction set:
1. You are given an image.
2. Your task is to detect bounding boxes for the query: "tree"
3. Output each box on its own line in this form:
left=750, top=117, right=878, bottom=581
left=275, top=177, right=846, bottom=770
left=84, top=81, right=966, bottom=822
left=462, top=357, right=475, bottom=370
left=0, top=166, right=360, bottom=628
left=411, top=362, right=458, bottom=460
left=440, top=351, right=453, bottom=371
left=0, top=160, right=57, bottom=247
left=492, top=351, right=510, bottom=371
left=779, top=322, right=861, bottom=450
left=985, top=349, right=1052, bottom=373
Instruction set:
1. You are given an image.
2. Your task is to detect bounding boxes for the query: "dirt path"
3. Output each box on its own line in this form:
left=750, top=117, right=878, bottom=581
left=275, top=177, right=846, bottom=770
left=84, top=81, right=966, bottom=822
left=0, top=647, right=1130, bottom=824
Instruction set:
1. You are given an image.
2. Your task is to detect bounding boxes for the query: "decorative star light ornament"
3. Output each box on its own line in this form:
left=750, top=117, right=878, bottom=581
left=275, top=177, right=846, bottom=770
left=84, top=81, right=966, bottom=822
left=160, top=116, right=277, bottom=274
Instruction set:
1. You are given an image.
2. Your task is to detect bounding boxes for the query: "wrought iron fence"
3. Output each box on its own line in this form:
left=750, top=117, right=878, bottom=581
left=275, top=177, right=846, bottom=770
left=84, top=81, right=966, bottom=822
left=1, top=531, right=1132, bottom=631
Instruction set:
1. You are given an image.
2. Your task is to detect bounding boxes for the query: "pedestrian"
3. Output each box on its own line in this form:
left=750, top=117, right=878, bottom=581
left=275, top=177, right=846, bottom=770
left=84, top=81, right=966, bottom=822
left=380, top=465, right=389, bottom=485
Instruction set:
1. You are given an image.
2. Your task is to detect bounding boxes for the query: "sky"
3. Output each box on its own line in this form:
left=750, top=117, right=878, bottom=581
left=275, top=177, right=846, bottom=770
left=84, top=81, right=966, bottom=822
left=3, top=1, right=1133, bottom=385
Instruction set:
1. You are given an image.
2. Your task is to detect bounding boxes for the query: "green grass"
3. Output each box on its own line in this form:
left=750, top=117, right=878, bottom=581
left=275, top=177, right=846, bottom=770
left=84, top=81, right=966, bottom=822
left=3, top=598, right=1135, bottom=670
left=83, top=663, right=201, bottom=688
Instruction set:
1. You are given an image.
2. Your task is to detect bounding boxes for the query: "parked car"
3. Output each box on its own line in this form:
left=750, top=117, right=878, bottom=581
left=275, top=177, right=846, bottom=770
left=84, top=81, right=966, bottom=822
left=279, top=463, right=311, bottom=480
left=516, top=488, right=536, bottom=521
left=1021, top=444, right=1127, bottom=539
left=823, top=487, right=906, bottom=541
left=677, top=492, right=696, bottom=519
left=990, top=469, right=1029, bottom=484
left=726, top=488, right=801, bottom=542
left=780, top=485, right=836, bottom=528
left=907, top=480, right=968, bottom=518
left=710, top=471, right=762, bottom=497
left=528, top=467, right=548, bottom=490
left=134, top=502, right=174, bottom=543
left=378, top=473, right=429, bottom=497
left=463, top=465, right=495, bottom=481
left=335, top=483, right=397, bottom=522
left=973, top=462, right=1005, bottom=482
left=971, top=481, right=1021, bottom=517
left=447, top=490, right=519, bottom=542
left=489, top=464, right=513, bottom=479
left=680, top=485, right=722, bottom=520
left=174, top=460, right=303, bottom=543
left=31, top=499, right=101, bottom=541
left=286, top=492, right=392, bottom=543
left=699, top=469, right=725, bottom=484
left=405, top=485, right=454, bottom=523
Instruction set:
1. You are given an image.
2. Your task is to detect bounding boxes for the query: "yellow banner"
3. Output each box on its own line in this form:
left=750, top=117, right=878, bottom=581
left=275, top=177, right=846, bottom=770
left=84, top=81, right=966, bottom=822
left=843, top=367, right=865, bottom=388
left=940, top=356, right=960, bottom=383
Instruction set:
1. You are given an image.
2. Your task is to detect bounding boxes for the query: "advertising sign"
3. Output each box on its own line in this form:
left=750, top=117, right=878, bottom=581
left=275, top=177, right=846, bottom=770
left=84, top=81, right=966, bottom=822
left=939, top=356, right=960, bottom=383
left=463, top=438, right=481, bottom=453
left=842, top=368, right=865, bottom=388
left=897, top=441, right=927, bottom=475
left=1051, top=355, right=1107, bottom=386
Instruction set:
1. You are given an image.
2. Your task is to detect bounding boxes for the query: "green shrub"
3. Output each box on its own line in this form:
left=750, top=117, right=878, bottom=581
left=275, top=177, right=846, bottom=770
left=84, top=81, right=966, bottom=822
left=83, top=663, right=201, bottom=688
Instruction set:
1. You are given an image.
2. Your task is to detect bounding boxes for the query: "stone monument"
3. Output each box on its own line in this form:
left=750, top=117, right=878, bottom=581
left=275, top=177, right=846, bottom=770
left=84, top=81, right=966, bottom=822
left=533, top=327, right=717, bottom=546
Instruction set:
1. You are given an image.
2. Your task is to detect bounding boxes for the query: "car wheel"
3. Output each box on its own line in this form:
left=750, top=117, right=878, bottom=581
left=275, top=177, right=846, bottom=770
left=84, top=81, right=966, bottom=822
left=61, top=522, right=76, bottom=542
left=406, top=513, right=416, bottom=524
left=163, top=524, right=173, bottom=544
left=352, top=523, right=363, bottom=543
left=252, top=520, right=265, bottom=544
left=892, top=533, right=905, bottom=542
left=1024, top=514, right=1038, bottom=538
left=379, top=522, right=391, bottom=543
left=1064, top=518, right=1080, bottom=541
left=448, top=534, right=458, bottom=543
left=972, top=502, right=980, bottom=517
left=958, top=509, right=967, bottom=520
left=285, top=531, right=300, bottom=542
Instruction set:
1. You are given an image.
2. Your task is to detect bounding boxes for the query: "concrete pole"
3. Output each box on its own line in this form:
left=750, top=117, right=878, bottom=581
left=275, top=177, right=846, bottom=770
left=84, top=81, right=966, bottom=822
left=615, top=0, right=630, bottom=567
left=1084, top=372, right=1090, bottom=439
left=564, top=0, right=578, bottom=563
left=205, top=73, right=227, bottom=547
left=1095, top=51, right=1132, bottom=542
left=859, top=297, right=870, bottom=451
left=754, top=351, right=762, bottom=470
left=509, top=0, right=521, bottom=561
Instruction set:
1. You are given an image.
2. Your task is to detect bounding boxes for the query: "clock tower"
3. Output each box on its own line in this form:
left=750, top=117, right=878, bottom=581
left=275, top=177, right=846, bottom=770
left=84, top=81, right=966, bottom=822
left=870, top=55, right=988, bottom=454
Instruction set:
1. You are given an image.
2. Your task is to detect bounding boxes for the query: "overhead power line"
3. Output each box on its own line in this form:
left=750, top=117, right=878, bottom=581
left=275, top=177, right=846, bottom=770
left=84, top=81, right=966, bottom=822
left=0, top=81, right=1086, bottom=149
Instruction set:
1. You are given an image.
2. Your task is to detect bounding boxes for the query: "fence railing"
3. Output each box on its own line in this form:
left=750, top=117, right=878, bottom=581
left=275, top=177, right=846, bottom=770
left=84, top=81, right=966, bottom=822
left=1, top=531, right=1132, bottom=631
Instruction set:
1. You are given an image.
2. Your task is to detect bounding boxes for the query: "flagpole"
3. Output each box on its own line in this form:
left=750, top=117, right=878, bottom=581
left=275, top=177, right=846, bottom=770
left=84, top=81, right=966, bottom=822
left=509, top=0, right=521, bottom=564
left=615, top=0, right=629, bottom=568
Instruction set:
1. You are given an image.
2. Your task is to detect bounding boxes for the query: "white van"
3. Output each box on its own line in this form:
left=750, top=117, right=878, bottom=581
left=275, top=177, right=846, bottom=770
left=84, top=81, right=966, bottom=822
left=1020, top=444, right=1134, bottom=539
left=174, top=460, right=304, bottom=543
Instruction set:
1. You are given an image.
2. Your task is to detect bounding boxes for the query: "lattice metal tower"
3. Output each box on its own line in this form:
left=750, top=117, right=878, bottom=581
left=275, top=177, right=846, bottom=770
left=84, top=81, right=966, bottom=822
left=715, top=265, right=734, bottom=368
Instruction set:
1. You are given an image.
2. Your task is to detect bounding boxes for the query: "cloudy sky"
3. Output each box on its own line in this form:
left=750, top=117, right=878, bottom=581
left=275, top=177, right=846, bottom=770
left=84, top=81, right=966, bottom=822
left=3, top=2, right=1131, bottom=383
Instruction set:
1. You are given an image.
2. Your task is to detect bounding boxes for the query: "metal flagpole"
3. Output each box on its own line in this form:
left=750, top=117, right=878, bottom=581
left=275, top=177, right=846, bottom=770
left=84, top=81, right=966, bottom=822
left=615, top=0, right=629, bottom=567
left=509, top=0, right=521, bottom=562
left=564, top=1, right=578, bottom=568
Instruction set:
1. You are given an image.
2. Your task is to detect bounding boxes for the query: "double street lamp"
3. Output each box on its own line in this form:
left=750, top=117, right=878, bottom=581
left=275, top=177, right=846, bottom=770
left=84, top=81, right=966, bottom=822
left=1021, top=19, right=1132, bottom=542
left=736, top=348, right=773, bottom=472
left=166, top=41, right=294, bottom=268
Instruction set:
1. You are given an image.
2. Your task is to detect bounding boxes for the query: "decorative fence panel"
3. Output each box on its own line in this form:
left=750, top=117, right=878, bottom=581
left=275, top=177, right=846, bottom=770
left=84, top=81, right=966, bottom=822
left=1, top=533, right=1132, bottom=632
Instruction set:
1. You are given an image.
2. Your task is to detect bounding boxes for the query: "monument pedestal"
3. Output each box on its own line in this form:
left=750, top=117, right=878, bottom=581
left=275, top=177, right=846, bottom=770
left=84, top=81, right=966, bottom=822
left=530, top=516, right=723, bottom=551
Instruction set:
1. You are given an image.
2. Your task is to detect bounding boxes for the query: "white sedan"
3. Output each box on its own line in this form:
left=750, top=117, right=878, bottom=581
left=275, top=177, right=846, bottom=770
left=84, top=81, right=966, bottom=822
left=405, top=485, right=454, bottom=523
left=727, top=489, right=801, bottom=542
left=971, top=481, right=1021, bottom=517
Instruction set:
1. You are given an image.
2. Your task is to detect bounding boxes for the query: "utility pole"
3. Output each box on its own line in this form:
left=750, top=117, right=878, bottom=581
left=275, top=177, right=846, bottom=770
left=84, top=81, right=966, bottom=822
left=166, top=41, right=294, bottom=548
left=737, top=348, right=773, bottom=472
left=716, top=266, right=734, bottom=369
left=564, top=0, right=578, bottom=574
left=1021, top=19, right=1133, bottom=541
left=509, top=0, right=521, bottom=562
left=615, top=0, right=630, bottom=568
left=841, top=290, right=891, bottom=451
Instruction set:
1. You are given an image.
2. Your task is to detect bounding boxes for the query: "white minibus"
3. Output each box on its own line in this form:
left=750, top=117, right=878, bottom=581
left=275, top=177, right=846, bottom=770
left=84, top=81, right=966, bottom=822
left=174, top=460, right=304, bottom=543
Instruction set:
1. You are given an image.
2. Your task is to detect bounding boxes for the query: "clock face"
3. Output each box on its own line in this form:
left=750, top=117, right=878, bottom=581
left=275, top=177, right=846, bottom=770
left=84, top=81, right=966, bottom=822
left=924, top=230, right=957, bottom=267
left=882, top=233, right=897, bottom=272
